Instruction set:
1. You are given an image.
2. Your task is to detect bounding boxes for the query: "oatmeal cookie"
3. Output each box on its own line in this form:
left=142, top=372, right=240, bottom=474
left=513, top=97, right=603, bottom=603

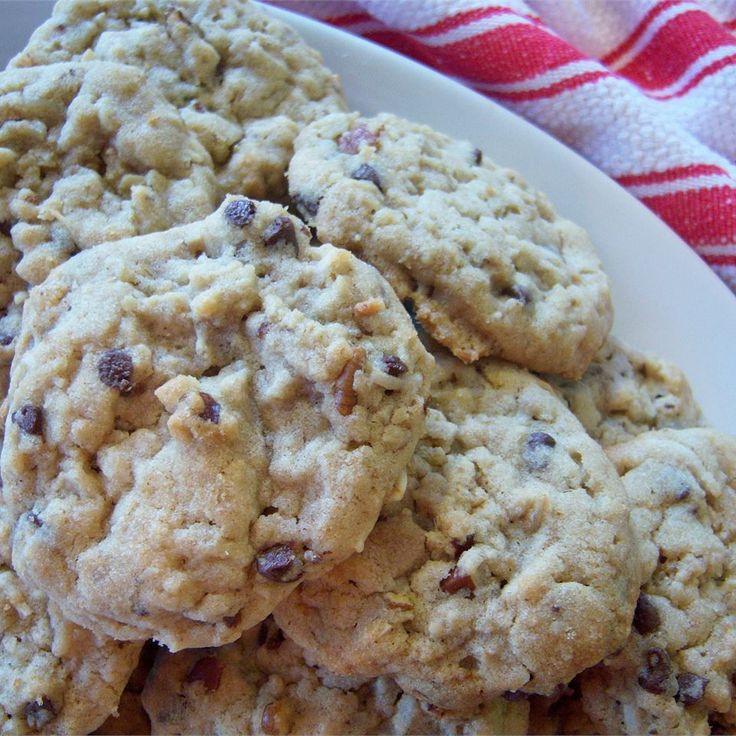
left=547, top=337, right=705, bottom=447
left=1, top=197, right=432, bottom=651
left=275, top=353, right=640, bottom=710
left=10, top=0, right=346, bottom=199
left=288, top=112, right=613, bottom=377
left=0, top=60, right=219, bottom=287
left=577, top=428, right=736, bottom=735
left=141, top=618, right=529, bottom=735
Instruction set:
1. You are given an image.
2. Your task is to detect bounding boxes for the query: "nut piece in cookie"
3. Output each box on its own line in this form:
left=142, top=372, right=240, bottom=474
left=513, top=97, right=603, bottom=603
left=288, top=112, right=613, bottom=377
left=274, top=353, right=641, bottom=710
left=577, top=428, right=736, bottom=735
left=141, top=619, right=530, bottom=735
left=1, top=197, right=433, bottom=650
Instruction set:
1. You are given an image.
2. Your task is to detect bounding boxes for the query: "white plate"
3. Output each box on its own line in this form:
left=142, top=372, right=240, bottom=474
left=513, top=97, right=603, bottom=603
left=3, top=2, right=735, bottom=433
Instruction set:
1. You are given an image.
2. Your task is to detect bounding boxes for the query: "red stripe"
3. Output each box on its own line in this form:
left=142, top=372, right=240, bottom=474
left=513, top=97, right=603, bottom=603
left=642, top=187, right=736, bottom=245
left=696, top=252, right=736, bottom=265
left=616, top=164, right=728, bottom=187
left=485, top=70, right=610, bottom=101
left=656, top=52, right=736, bottom=98
left=602, top=0, right=686, bottom=66
left=327, top=12, right=374, bottom=28
left=724, top=18, right=736, bottom=31
left=411, top=6, right=537, bottom=37
left=618, top=9, right=736, bottom=89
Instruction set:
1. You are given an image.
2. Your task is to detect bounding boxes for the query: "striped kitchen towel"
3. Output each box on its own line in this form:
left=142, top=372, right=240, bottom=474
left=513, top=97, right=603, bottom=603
left=270, top=0, right=736, bottom=295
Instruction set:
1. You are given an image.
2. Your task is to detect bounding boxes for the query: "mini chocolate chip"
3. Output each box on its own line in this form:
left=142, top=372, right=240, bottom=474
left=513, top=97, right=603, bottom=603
left=199, top=392, right=221, bottom=424
left=351, top=163, right=382, bottom=191
left=224, top=198, right=256, bottom=227
left=338, top=125, right=378, bottom=154
left=451, top=535, right=475, bottom=559
left=256, top=544, right=303, bottom=583
left=638, top=648, right=672, bottom=694
left=223, top=611, right=242, bottom=628
left=292, top=193, right=320, bottom=219
left=185, top=656, right=223, bottom=692
left=383, top=354, right=407, bottom=377
left=12, top=405, right=43, bottom=435
left=0, top=334, right=12, bottom=346
left=503, top=284, right=531, bottom=304
left=523, top=431, right=556, bottom=471
left=676, top=673, right=708, bottom=705
left=472, top=148, right=483, bottom=165
left=97, top=349, right=134, bottom=393
left=262, top=216, right=297, bottom=248
left=439, top=567, right=475, bottom=594
left=633, top=594, right=661, bottom=635
left=24, top=697, right=56, bottom=730
left=27, top=511, right=43, bottom=527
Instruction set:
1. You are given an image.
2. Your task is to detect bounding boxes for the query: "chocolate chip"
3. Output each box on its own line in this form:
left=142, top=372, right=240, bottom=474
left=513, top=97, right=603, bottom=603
left=452, top=535, right=475, bottom=559
left=185, top=656, right=223, bottom=692
left=0, top=334, right=12, bottom=346
left=292, top=193, right=320, bottom=219
left=633, top=594, right=661, bottom=635
left=383, top=354, right=407, bottom=377
left=198, top=392, right=221, bottom=424
left=351, top=163, right=382, bottom=191
left=27, top=511, right=43, bottom=527
left=12, top=405, right=43, bottom=435
left=638, top=648, right=672, bottom=694
left=0, top=221, right=11, bottom=237
left=337, top=125, right=377, bottom=154
left=256, top=544, right=303, bottom=583
left=472, top=148, right=483, bottom=165
left=262, top=216, right=297, bottom=248
left=439, top=567, right=475, bottom=594
left=24, top=697, right=56, bottom=730
left=502, top=284, right=531, bottom=304
left=523, top=431, right=556, bottom=471
left=676, top=673, right=708, bottom=705
left=224, top=198, right=256, bottom=227
left=97, top=349, right=134, bottom=393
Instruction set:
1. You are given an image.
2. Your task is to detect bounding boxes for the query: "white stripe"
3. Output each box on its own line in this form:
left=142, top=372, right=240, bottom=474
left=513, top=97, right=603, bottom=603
left=646, top=44, right=736, bottom=97
left=415, top=11, right=536, bottom=46
left=698, top=244, right=736, bottom=256
left=625, top=173, right=736, bottom=198
left=471, top=59, right=604, bottom=93
left=609, top=2, right=700, bottom=70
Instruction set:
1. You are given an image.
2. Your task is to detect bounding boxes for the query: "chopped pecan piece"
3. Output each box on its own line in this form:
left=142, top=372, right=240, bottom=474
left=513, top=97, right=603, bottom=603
left=334, top=349, right=366, bottom=416
left=338, top=125, right=377, bottom=154
left=185, top=656, right=223, bottom=692
left=198, top=392, right=221, bottom=424
left=440, top=567, right=475, bottom=594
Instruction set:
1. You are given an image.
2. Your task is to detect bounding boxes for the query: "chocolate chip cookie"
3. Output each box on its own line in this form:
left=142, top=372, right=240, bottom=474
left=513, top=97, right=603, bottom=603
left=0, top=60, right=220, bottom=288
left=10, top=0, right=347, bottom=199
left=141, top=618, right=529, bottom=735
left=577, top=428, right=736, bottom=735
left=275, top=352, right=640, bottom=710
left=288, top=112, right=613, bottom=377
left=1, top=197, right=433, bottom=651
left=547, top=337, right=704, bottom=447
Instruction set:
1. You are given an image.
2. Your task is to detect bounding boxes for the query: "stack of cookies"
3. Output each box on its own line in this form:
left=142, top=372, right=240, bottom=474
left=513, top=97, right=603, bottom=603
left=0, top=2, right=733, bottom=735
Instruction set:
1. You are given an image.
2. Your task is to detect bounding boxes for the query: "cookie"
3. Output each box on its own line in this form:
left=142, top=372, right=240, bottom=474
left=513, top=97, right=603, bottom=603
left=9, top=0, right=347, bottom=199
left=0, top=60, right=220, bottom=288
left=288, top=112, right=613, bottom=377
left=547, top=337, right=705, bottom=447
left=576, top=428, right=736, bottom=735
left=141, top=618, right=530, bottom=735
left=1, top=196, right=432, bottom=650
left=274, top=353, right=640, bottom=710
left=0, top=511, right=142, bottom=735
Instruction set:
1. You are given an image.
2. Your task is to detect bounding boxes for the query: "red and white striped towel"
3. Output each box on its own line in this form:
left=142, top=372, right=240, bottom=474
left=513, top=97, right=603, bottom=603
left=270, top=0, right=736, bottom=296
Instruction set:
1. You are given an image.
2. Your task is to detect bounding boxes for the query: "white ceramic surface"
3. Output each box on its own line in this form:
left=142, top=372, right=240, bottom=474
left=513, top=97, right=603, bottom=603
left=2, top=1, right=735, bottom=433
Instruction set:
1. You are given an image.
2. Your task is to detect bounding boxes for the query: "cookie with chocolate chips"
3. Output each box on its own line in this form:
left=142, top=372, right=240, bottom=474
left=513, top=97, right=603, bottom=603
left=0, top=60, right=221, bottom=288
left=1, top=197, right=432, bottom=651
left=546, top=336, right=705, bottom=447
left=0, top=512, right=142, bottom=735
left=288, top=112, right=613, bottom=378
left=9, top=0, right=346, bottom=199
left=274, top=352, right=640, bottom=710
left=141, top=618, right=529, bottom=735
left=576, top=428, right=736, bottom=735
